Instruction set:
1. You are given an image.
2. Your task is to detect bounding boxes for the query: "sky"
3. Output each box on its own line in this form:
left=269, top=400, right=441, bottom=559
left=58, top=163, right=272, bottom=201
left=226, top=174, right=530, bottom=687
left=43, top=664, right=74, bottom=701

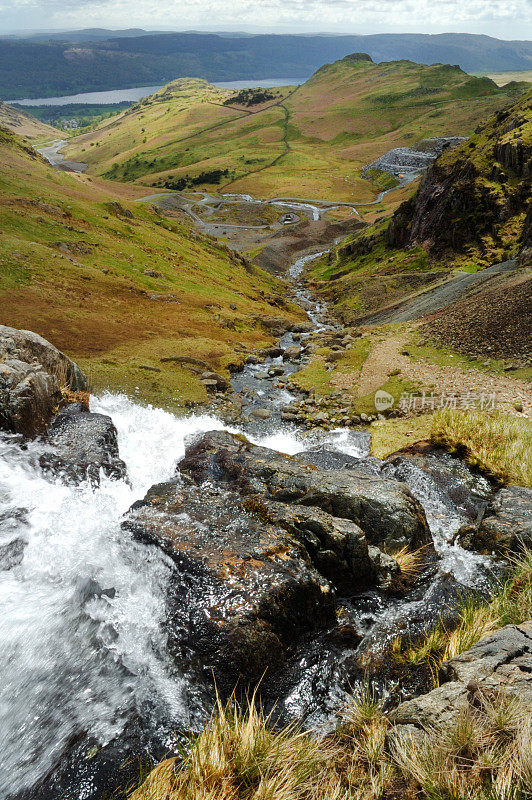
left=0, top=0, right=530, bottom=39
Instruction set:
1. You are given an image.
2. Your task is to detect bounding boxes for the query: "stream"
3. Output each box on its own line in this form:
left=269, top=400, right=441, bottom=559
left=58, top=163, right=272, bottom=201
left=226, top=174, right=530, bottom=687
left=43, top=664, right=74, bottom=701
left=0, top=250, right=495, bottom=800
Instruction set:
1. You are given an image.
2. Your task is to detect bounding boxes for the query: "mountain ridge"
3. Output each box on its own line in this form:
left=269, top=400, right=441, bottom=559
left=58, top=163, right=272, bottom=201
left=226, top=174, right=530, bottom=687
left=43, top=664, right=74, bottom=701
left=0, top=31, right=531, bottom=99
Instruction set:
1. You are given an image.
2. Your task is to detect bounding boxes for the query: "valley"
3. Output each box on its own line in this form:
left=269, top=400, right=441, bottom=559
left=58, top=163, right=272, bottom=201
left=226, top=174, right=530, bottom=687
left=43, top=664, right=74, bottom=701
left=0, top=37, right=531, bottom=800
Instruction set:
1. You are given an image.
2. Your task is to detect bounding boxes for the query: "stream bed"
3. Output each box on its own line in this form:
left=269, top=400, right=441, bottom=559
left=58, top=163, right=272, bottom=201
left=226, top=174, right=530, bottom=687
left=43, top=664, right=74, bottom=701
left=0, top=251, right=497, bottom=800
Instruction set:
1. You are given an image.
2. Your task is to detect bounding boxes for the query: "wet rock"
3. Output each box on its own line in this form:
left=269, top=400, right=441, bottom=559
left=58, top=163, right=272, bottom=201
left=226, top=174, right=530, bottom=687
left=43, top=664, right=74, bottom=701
left=392, top=621, right=532, bottom=735
left=0, top=326, right=87, bottom=438
left=0, top=537, right=26, bottom=570
left=260, top=347, right=284, bottom=359
left=124, top=478, right=335, bottom=692
left=250, top=408, right=272, bottom=420
left=283, top=346, right=302, bottom=361
left=457, top=486, right=532, bottom=555
left=383, top=445, right=492, bottom=523
left=253, top=371, right=270, bottom=380
left=179, top=431, right=432, bottom=552
left=39, top=405, right=127, bottom=486
left=290, top=321, right=314, bottom=333
left=262, top=500, right=376, bottom=594
left=297, top=447, right=380, bottom=476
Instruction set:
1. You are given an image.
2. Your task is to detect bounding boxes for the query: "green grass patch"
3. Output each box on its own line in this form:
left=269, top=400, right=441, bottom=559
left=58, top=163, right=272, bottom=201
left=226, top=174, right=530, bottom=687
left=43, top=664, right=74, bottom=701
left=431, top=408, right=532, bottom=486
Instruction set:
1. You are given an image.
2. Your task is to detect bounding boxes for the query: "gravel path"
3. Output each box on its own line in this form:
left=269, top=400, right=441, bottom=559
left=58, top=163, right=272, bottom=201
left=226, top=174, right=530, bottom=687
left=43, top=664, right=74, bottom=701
left=356, top=330, right=531, bottom=417
left=361, top=260, right=518, bottom=325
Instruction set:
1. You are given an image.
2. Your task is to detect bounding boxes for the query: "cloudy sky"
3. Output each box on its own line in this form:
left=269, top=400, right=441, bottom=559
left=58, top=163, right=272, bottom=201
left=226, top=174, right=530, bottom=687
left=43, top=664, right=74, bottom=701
left=0, top=0, right=530, bottom=38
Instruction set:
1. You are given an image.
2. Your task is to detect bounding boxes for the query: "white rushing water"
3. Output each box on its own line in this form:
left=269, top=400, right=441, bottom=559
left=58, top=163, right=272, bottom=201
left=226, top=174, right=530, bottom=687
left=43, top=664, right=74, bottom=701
left=0, top=392, right=488, bottom=797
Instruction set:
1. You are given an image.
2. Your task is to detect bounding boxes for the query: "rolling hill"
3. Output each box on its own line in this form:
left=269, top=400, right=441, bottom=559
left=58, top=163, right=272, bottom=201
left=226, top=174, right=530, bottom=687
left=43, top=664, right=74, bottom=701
left=0, top=32, right=531, bottom=99
left=64, top=56, right=528, bottom=204
left=0, top=125, right=302, bottom=407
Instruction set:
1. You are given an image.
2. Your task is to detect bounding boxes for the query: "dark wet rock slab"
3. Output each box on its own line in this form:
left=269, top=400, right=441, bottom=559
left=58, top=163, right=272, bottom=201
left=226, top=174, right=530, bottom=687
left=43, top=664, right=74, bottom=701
left=458, top=485, right=532, bottom=556
left=124, top=477, right=335, bottom=691
left=179, top=431, right=432, bottom=552
left=40, top=405, right=126, bottom=485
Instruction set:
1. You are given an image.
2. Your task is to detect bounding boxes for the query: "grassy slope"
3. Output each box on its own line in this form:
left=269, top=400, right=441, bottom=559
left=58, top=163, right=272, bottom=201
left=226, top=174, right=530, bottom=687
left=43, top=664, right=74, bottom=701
left=0, top=100, right=59, bottom=140
left=0, top=126, right=302, bottom=408
left=307, top=88, right=532, bottom=323
left=64, top=61, right=525, bottom=204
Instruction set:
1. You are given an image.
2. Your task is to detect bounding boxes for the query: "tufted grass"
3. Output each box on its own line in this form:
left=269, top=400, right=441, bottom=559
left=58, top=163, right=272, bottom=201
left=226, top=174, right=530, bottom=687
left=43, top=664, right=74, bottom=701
left=430, top=408, right=532, bottom=487
left=130, top=681, right=532, bottom=800
left=397, top=549, right=532, bottom=671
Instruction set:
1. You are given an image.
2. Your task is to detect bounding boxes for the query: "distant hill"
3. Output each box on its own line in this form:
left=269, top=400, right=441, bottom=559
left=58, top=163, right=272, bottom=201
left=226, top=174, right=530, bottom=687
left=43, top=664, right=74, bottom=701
left=0, top=32, right=531, bottom=99
left=64, top=57, right=527, bottom=204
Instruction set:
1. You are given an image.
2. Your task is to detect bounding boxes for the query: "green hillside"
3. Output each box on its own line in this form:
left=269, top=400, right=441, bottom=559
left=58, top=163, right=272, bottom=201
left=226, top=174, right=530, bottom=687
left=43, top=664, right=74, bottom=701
left=0, top=126, right=302, bottom=407
left=65, top=57, right=527, bottom=204
left=308, top=88, right=532, bottom=323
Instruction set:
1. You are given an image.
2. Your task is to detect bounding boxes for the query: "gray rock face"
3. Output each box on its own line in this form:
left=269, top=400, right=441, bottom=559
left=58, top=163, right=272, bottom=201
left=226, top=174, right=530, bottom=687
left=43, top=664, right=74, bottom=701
left=458, top=486, right=532, bottom=555
left=124, top=477, right=335, bottom=690
left=123, top=430, right=434, bottom=695
left=0, top=325, right=87, bottom=391
left=0, top=326, right=87, bottom=438
left=0, top=359, right=62, bottom=439
left=393, top=621, right=532, bottom=733
left=179, top=431, right=432, bottom=553
left=40, top=405, right=126, bottom=485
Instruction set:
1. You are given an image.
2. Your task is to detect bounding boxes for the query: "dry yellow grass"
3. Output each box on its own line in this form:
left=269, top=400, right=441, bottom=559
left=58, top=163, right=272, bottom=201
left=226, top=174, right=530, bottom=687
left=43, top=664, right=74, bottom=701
left=398, top=549, right=532, bottom=670
left=431, top=408, right=532, bottom=486
left=130, top=681, right=532, bottom=800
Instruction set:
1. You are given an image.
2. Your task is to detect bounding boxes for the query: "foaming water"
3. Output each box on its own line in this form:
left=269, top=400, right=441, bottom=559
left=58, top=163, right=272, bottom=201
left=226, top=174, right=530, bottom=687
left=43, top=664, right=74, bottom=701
left=0, top=394, right=237, bottom=797
left=0, top=392, right=492, bottom=796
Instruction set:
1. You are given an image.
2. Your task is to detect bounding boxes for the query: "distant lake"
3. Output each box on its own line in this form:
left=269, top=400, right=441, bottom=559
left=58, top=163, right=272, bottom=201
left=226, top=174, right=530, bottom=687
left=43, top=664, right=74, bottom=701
left=8, top=78, right=303, bottom=107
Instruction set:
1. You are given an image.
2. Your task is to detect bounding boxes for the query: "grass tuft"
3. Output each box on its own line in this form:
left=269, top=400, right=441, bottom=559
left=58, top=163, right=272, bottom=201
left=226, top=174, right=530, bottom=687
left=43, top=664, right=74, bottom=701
left=431, top=408, right=532, bottom=487
left=397, top=549, right=532, bottom=672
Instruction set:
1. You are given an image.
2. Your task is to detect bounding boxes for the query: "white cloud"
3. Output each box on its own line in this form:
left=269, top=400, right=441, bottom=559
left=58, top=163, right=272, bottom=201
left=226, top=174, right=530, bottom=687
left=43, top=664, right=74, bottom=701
left=0, top=0, right=530, bottom=37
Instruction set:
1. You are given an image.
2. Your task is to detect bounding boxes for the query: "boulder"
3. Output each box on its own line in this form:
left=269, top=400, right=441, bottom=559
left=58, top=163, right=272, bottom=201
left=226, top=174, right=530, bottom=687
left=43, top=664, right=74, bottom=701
left=0, top=326, right=87, bottom=438
left=123, top=478, right=335, bottom=691
left=0, top=325, right=86, bottom=391
left=392, top=621, right=532, bottom=734
left=0, top=359, right=62, bottom=439
left=39, top=404, right=126, bottom=485
left=457, top=486, right=532, bottom=555
left=179, top=431, right=432, bottom=553
left=200, top=371, right=228, bottom=390
left=283, top=346, right=302, bottom=361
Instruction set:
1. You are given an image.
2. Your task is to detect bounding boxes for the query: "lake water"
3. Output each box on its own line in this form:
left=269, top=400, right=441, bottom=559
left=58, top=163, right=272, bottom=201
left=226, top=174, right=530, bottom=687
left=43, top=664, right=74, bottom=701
left=8, top=78, right=302, bottom=107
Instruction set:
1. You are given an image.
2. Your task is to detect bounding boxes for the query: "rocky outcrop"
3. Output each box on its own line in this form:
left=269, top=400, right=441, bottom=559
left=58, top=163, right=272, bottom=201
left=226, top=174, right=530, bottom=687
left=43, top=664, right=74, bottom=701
left=392, top=621, right=532, bottom=733
left=384, top=90, right=531, bottom=258
left=40, top=404, right=126, bottom=485
left=0, top=325, right=87, bottom=438
left=179, top=431, right=432, bottom=553
left=124, top=477, right=336, bottom=690
left=123, top=430, right=433, bottom=693
left=458, top=486, right=532, bottom=556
